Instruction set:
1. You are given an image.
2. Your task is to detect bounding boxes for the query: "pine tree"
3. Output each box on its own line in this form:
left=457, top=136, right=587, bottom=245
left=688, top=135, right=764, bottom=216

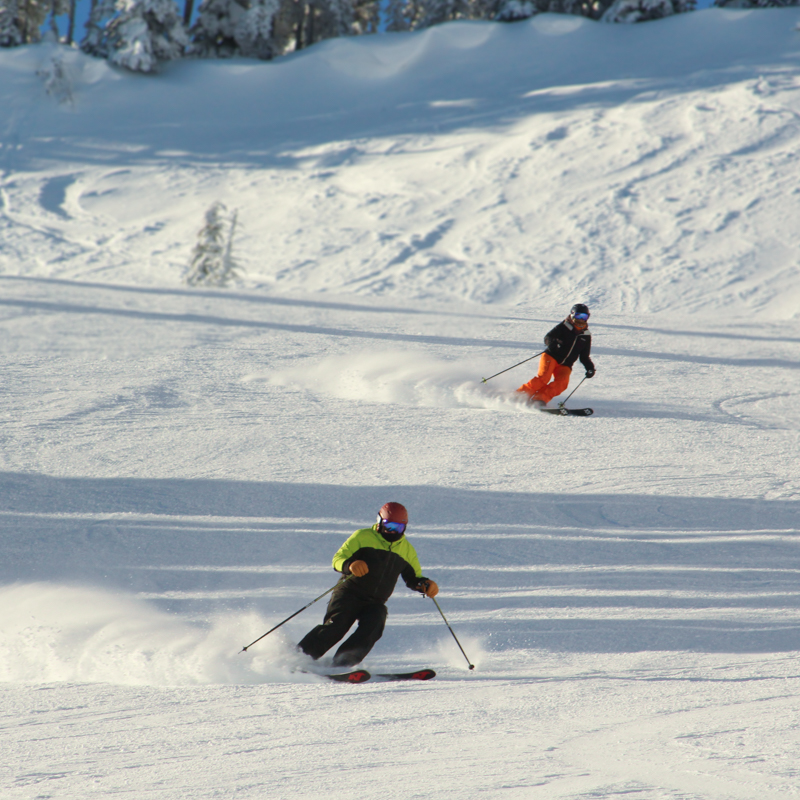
left=351, top=0, right=378, bottom=34
left=601, top=0, right=693, bottom=22
left=234, top=0, right=279, bottom=58
left=49, top=0, right=71, bottom=37
left=81, top=0, right=117, bottom=56
left=385, top=0, right=424, bottom=29
left=308, top=0, right=355, bottom=43
left=416, top=0, right=488, bottom=28
left=190, top=0, right=282, bottom=59
left=0, top=1, right=22, bottom=45
left=186, top=202, right=240, bottom=287
left=188, top=0, right=248, bottom=57
left=81, top=0, right=187, bottom=71
left=495, top=0, right=614, bottom=21
left=272, top=0, right=358, bottom=54
left=386, top=0, right=498, bottom=30
left=37, top=50, right=74, bottom=104
left=494, top=0, right=535, bottom=21
left=714, top=0, right=797, bottom=6
left=190, top=0, right=366, bottom=61
left=0, top=0, right=52, bottom=45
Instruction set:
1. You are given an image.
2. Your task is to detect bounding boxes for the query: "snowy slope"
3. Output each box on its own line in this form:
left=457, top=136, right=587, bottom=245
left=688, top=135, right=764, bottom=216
left=3, top=9, right=800, bottom=313
left=2, top=9, right=800, bottom=800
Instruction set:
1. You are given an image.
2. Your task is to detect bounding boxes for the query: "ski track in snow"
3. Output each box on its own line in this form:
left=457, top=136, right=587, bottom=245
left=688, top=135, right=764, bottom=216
left=2, top=9, right=800, bottom=800
left=266, top=349, right=528, bottom=410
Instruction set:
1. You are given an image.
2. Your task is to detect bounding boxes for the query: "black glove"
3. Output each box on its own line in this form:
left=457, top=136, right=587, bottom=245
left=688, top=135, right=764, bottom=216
left=415, top=578, right=439, bottom=598
left=585, top=367, right=596, bottom=378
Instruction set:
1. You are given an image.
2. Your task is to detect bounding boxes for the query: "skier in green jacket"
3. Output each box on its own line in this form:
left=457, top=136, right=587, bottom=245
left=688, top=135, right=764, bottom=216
left=298, top=502, right=439, bottom=668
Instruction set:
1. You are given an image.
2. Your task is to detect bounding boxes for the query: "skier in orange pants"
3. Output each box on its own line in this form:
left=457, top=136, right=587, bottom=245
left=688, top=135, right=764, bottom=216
left=517, top=304, right=595, bottom=407
left=518, top=354, right=573, bottom=405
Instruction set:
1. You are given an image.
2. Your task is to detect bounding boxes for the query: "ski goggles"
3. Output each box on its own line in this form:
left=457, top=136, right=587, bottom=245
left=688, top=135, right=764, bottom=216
left=381, top=521, right=407, bottom=535
left=572, top=312, right=590, bottom=321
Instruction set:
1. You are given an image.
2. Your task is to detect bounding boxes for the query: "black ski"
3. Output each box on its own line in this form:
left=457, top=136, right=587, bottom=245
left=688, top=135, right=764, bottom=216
left=374, top=669, right=436, bottom=681
left=539, top=407, right=593, bottom=416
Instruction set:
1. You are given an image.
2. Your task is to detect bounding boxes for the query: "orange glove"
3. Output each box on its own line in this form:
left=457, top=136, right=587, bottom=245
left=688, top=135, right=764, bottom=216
left=348, top=560, right=369, bottom=577
left=418, top=579, right=439, bottom=598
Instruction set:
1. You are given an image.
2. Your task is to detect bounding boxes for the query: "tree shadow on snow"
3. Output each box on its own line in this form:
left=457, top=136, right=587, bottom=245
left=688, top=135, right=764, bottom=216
left=1, top=284, right=796, bottom=375
left=0, top=275, right=531, bottom=324
left=1, top=472, right=799, bottom=655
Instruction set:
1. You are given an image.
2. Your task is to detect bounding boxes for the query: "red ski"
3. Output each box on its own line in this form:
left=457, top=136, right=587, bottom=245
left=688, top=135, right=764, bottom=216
left=374, top=669, right=436, bottom=681
left=325, top=669, right=371, bottom=683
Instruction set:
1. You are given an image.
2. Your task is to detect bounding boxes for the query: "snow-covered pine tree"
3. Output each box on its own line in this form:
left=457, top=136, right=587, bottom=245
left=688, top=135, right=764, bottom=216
left=191, top=0, right=292, bottom=60
left=270, top=0, right=307, bottom=53
left=391, top=0, right=555, bottom=30
left=602, top=0, right=694, bottom=22
left=0, top=0, right=51, bottom=45
left=190, top=0, right=375, bottom=59
left=385, top=0, right=423, bottom=30
left=271, top=0, right=362, bottom=55
left=81, top=0, right=187, bottom=71
left=714, top=0, right=797, bottom=6
left=186, top=202, right=240, bottom=287
left=351, top=0, right=378, bottom=34
left=416, top=0, right=491, bottom=28
left=37, top=49, right=74, bottom=103
left=0, top=0, right=22, bottom=45
left=81, top=0, right=116, bottom=56
left=188, top=0, right=248, bottom=57
left=494, top=0, right=537, bottom=21
left=304, top=0, right=355, bottom=45
left=495, top=0, right=613, bottom=22
left=234, top=0, right=279, bottom=58
left=41, top=0, right=70, bottom=39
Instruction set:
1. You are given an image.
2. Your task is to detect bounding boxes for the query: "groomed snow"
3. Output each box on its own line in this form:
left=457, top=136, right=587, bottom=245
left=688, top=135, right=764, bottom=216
left=1, top=8, right=800, bottom=800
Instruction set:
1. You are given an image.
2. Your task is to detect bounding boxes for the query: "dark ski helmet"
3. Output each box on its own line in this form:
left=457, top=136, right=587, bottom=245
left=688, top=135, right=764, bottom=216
left=570, top=303, right=590, bottom=321
left=377, top=502, right=408, bottom=542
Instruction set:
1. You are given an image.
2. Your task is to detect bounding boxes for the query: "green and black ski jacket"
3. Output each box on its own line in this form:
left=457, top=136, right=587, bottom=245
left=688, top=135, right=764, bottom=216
left=332, top=525, right=427, bottom=605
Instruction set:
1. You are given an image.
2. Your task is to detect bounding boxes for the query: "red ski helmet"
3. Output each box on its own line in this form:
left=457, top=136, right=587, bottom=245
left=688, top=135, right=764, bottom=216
left=378, top=502, right=408, bottom=524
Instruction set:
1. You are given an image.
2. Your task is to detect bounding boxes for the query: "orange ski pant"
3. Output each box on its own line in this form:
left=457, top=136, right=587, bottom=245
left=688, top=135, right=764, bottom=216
left=517, top=354, right=571, bottom=404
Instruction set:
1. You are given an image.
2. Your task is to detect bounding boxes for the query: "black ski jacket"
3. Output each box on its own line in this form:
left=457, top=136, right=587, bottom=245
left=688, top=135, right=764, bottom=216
left=544, top=319, right=594, bottom=370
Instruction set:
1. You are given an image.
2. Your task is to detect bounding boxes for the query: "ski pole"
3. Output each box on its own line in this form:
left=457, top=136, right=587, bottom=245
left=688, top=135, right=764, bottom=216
left=430, top=596, right=475, bottom=670
left=557, top=376, right=587, bottom=409
left=239, top=578, right=345, bottom=653
left=481, top=351, right=543, bottom=384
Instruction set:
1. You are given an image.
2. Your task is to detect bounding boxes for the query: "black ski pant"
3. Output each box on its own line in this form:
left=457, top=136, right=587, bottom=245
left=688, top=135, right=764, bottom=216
left=298, top=589, right=388, bottom=668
